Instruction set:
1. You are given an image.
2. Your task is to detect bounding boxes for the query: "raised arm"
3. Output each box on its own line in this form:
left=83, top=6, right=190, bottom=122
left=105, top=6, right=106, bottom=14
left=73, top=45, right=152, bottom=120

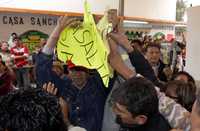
left=44, top=16, right=82, bottom=54
left=108, top=32, right=191, bottom=131
left=108, top=37, right=136, bottom=79
left=108, top=32, right=158, bottom=83
left=35, top=16, right=81, bottom=91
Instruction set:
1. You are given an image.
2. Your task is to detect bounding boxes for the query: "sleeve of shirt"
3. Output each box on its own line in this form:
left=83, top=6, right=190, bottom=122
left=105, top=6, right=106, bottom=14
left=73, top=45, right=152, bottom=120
left=68, top=126, right=87, bottom=131
left=10, top=48, right=15, bottom=58
left=23, top=46, right=29, bottom=56
left=128, top=49, right=158, bottom=83
left=156, top=87, right=191, bottom=131
left=92, top=70, right=107, bottom=96
left=42, top=45, right=55, bottom=55
left=35, top=52, right=71, bottom=98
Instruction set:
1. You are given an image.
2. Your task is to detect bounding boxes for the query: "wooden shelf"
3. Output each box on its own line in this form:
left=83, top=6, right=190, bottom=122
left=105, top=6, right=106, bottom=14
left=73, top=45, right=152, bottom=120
left=0, top=7, right=186, bottom=25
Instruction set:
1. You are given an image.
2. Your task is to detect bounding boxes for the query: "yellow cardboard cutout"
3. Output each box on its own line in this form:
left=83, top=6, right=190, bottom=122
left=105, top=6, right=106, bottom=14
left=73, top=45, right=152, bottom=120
left=57, top=1, right=111, bottom=87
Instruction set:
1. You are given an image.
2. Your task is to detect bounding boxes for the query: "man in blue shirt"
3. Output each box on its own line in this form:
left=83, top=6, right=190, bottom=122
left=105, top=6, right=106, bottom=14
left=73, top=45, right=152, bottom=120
left=35, top=16, right=107, bottom=131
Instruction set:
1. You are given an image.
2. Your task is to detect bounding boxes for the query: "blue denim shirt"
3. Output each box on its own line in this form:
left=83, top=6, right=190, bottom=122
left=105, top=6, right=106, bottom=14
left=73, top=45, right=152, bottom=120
left=35, top=52, right=107, bottom=131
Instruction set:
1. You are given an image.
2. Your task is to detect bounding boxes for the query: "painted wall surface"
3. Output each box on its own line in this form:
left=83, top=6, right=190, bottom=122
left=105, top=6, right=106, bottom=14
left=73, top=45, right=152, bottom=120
left=124, top=0, right=176, bottom=21
left=0, top=13, right=58, bottom=41
left=186, top=6, right=200, bottom=81
left=0, top=0, right=119, bottom=14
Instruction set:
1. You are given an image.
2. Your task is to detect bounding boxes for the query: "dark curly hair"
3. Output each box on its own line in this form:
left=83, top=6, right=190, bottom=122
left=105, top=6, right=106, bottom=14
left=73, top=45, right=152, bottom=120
left=0, top=88, right=67, bottom=131
left=111, top=77, right=159, bottom=118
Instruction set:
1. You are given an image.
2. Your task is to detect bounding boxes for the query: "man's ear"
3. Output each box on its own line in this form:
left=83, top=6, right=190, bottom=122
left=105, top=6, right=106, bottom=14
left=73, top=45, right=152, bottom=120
left=135, top=115, right=148, bottom=125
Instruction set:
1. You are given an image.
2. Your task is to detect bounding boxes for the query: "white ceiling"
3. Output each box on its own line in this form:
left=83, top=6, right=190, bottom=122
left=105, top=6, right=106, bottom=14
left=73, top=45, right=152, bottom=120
left=0, top=0, right=119, bottom=14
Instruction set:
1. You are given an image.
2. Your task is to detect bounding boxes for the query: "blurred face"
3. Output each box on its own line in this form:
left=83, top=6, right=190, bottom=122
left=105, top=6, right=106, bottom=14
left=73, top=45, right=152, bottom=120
left=1, top=42, right=9, bottom=51
left=13, top=39, right=20, bottom=46
left=40, top=38, right=46, bottom=47
left=108, top=9, right=118, bottom=29
left=190, top=101, right=200, bottom=131
left=145, top=47, right=161, bottom=65
left=175, top=74, right=188, bottom=83
left=113, top=102, right=147, bottom=128
left=68, top=69, right=88, bottom=89
left=52, top=66, right=63, bottom=77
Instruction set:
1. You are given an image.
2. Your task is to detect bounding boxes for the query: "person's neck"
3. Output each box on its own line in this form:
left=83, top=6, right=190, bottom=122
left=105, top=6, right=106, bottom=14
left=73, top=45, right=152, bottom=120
left=73, top=81, right=87, bottom=90
left=150, top=62, right=159, bottom=67
left=1, top=50, right=7, bottom=54
left=16, top=44, right=21, bottom=48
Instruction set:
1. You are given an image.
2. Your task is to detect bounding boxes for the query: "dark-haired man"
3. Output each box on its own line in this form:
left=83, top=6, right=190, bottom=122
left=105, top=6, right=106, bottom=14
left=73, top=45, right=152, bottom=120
left=35, top=16, right=107, bottom=131
left=0, top=86, right=86, bottom=131
left=10, top=36, right=30, bottom=88
left=145, top=43, right=169, bottom=82
left=111, top=77, right=171, bottom=131
left=0, top=88, right=67, bottom=131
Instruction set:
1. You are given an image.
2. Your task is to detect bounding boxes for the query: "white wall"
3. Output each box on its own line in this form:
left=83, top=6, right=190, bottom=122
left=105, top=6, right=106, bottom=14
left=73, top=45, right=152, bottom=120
left=187, top=0, right=200, bottom=7
left=186, top=6, right=200, bottom=81
left=0, top=0, right=119, bottom=14
left=124, top=0, right=176, bottom=21
left=0, top=13, right=58, bottom=41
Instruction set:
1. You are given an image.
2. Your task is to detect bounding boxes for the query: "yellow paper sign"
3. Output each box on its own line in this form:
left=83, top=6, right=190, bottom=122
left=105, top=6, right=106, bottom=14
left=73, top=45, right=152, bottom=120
left=57, top=1, right=111, bottom=87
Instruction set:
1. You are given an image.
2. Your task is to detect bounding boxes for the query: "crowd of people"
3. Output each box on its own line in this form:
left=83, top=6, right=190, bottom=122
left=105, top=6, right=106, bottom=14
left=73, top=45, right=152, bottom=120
left=0, top=9, right=199, bottom=131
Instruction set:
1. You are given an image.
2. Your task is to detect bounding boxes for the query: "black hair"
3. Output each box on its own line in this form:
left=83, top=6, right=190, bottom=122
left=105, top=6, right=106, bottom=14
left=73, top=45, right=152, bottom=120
left=12, top=36, right=20, bottom=42
left=172, top=71, right=195, bottom=84
left=131, top=39, right=143, bottom=46
left=145, top=43, right=161, bottom=53
left=111, top=77, right=159, bottom=118
left=165, top=80, right=196, bottom=112
left=11, top=33, right=17, bottom=37
left=176, top=82, right=196, bottom=112
left=0, top=88, right=67, bottom=131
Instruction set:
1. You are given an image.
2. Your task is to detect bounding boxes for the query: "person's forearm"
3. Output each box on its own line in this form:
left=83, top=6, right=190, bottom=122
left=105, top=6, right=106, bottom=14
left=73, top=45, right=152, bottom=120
left=45, top=26, right=63, bottom=51
left=128, top=49, right=158, bottom=83
left=13, top=55, right=26, bottom=60
left=108, top=38, right=136, bottom=79
left=109, top=51, right=135, bottom=79
left=123, top=41, right=134, bottom=53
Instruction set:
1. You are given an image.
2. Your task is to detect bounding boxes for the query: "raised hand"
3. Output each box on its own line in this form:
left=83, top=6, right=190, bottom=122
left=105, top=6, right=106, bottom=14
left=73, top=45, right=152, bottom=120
left=57, top=16, right=82, bottom=31
left=108, top=32, right=133, bottom=53
left=45, top=16, right=83, bottom=51
left=42, top=82, right=58, bottom=96
left=43, top=82, right=70, bottom=125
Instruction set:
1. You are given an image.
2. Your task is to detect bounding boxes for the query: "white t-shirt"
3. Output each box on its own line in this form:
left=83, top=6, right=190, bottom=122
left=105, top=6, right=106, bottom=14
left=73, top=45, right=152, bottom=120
left=68, top=126, right=86, bottom=131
